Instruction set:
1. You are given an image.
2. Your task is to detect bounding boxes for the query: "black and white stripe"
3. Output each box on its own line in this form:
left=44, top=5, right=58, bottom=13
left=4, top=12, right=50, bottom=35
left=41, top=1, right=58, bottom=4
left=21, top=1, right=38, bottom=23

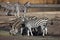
left=9, top=16, right=37, bottom=35
left=21, top=16, right=48, bottom=36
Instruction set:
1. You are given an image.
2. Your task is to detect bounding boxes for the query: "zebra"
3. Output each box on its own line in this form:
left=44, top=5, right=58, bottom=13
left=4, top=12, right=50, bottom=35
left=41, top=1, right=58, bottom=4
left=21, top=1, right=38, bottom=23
left=9, top=17, right=24, bottom=35
left=9, top=16, right=37, bottom=35
left=20, top=16, right=48, bottom=37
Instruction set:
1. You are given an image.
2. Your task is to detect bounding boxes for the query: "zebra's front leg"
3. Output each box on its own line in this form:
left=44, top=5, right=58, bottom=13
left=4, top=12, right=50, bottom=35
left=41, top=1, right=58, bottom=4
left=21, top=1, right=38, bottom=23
left=27, top=30, right=30, bottom=36
left=27, top=28, right=33, bottom=36
left=42, top=30, right=45, bottom=37
left=45, top=27, right=48, bottom=35
left=30, top=28, right=33, bottom=36
left=20, top=27, right=23, bottom=35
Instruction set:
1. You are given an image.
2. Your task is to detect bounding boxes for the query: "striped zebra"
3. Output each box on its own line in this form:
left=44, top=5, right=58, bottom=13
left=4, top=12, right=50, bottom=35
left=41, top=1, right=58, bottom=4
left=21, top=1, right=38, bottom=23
left=9, top=16, right=37, bottom=35
left=20, top=16, right=48, bottom=36
left=9, top=17, right=24, bottom=35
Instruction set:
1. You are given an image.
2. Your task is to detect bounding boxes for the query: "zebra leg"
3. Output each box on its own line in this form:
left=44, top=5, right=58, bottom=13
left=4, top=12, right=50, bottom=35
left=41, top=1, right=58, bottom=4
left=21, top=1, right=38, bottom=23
left=42, top=29, right=45, bottom=37
left=41, top=25, right=45, bottom=37
left=10, top=29, right=16, bottom=35
left=45, top=27, right=48, bottom=35
left=9, top=28, right=18, bottom=35
left=35, top=28, right=38, bottom=32
left=20, top=27, right=23, bottom=35
left=29, top=28, right=33, bottom=36
left=13, top=31, right=17, bottom=35
left=27, top=30, right=30, bottom=36
left=14, top=28, right=18, bottom=35
left=9, top=28, right=14, bottom=35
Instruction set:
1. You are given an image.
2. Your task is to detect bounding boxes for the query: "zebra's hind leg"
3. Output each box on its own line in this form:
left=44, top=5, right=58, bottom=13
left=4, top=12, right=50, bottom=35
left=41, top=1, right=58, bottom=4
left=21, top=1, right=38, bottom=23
left=9, top=28, right=18, bottom=36
left=30, top=28, right=33, bottom=36
left=9, top=30, right=15, bottom=36
left=9, top=29, right=14, bottom=35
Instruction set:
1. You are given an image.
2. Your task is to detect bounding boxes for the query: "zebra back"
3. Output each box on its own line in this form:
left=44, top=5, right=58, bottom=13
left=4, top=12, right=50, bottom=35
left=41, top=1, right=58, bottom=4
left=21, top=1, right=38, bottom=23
left=25, top=17, right=48, bottom=28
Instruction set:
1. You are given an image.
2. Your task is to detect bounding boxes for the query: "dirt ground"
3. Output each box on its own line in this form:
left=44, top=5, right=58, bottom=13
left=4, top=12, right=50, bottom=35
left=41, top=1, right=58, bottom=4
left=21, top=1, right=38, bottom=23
left=0, top=36, right=60, bottom=40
